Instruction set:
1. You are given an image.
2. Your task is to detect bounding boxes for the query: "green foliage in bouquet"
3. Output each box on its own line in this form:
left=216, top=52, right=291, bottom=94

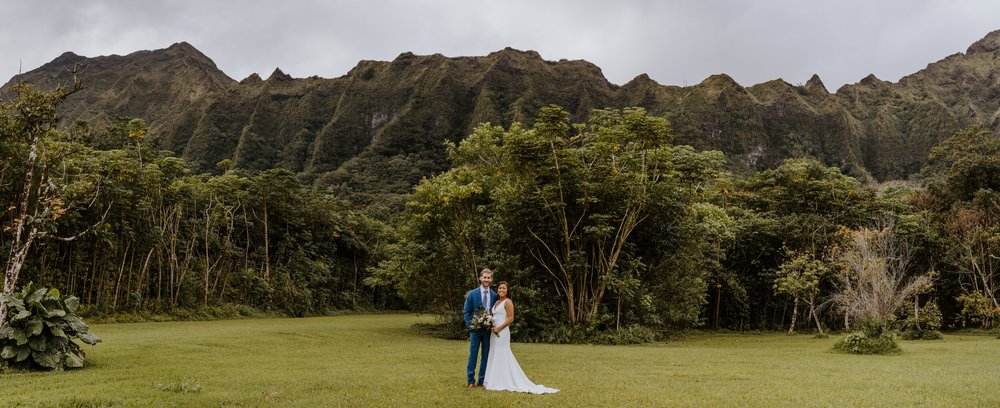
left=0, top=283, right=101, bottom=370
left=470, top=307, right=494, bottom=334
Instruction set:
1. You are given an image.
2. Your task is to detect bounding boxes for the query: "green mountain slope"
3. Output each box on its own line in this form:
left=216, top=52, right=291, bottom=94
left=4, top=31, right=1000, bottom=194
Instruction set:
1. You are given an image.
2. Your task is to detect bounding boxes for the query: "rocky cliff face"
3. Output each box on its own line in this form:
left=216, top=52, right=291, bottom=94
left=5, top=31, right=1000, bottom=192
left=3, top=42, right=236, bottom=149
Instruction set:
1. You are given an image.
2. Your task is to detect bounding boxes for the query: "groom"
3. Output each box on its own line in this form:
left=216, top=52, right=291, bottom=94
left=463, top=268, right=498, bottom=388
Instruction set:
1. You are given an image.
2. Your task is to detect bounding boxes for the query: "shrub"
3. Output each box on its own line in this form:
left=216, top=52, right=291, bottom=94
left=956, top=292, right=1000, bottom=329
left=591, top=325, right=660, bottom=345
left=900, top=329, right=944, bottom=340
left=412, top=312, right=468, bottom=340
left=412, top=313, right=667, bottom=345
left=0, top=283, right=101, bottom=370
left=899, top=302, right=944, bottom=340
left=832, top=319, right=900, bottom=355
left=519, top=323, right=664, bottom=345
left=525, top=324, right=593, bottom=344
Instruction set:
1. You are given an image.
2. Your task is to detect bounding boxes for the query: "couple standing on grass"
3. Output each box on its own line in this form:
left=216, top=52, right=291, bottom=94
left=463, top=268, right=558, bottom=394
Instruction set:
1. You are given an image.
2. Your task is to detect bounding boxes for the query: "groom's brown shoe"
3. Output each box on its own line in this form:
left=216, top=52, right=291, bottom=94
left=468, top=384, right=475, bottom=388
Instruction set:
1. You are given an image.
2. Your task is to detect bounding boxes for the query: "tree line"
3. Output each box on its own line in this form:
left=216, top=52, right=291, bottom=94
left=2, top=84, right=395, bottom=322
left=3, top=85, right=998, bottom=340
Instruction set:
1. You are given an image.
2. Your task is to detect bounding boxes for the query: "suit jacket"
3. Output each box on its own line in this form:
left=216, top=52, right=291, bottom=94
left=463, top=286, right=499, bottom=330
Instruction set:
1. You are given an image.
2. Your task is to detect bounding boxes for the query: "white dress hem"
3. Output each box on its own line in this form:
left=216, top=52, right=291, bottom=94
left=482, top=298, right=560, bottom=394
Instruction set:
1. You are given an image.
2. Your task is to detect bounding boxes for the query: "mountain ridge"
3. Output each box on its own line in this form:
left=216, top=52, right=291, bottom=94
left=4, top=33, right=1000, bottom=198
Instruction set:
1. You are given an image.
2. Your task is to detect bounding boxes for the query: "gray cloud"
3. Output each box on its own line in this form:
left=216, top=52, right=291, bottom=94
left=3, top=0, right=999, bottom=90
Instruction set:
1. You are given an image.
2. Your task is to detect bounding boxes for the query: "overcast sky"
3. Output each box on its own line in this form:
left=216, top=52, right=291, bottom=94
left=3, top=1, right=999, bottom=91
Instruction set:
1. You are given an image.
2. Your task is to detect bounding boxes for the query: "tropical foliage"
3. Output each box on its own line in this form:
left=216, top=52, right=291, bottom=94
left=1, top=84, right=392, bottom=329
left=4, top=82, right=1000, bottom=349
left=920, top=126, right=1000, bottom=329
left=0, top=283, right=100, bottom=370
left=371, top=105, right=730, bottom=337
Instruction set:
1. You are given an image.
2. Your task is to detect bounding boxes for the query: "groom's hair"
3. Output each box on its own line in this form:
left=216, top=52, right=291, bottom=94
left=480, top=268, right=492, bottom=277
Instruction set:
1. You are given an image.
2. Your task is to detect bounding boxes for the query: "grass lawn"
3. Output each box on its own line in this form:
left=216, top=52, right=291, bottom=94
left=2, top=314, right=999, bottom=407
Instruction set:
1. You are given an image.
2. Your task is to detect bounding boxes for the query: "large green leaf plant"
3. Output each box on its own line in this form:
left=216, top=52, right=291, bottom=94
left=0, top=283, right=100, bottom=370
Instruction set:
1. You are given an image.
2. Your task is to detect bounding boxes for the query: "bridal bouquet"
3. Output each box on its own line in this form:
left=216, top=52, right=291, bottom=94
left=470, top=307, right=495, bottom=335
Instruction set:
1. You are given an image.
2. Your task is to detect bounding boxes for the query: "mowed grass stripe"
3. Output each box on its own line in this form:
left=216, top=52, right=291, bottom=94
left=2, top=314, right=998, bottom=407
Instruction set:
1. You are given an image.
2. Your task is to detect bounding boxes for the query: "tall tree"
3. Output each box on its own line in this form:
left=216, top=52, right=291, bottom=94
left=920, top=125, right=1000, bottom=327
left=774, top=253, right=830, bottom=334
left=1, top=84, right=107, bottom=325
left=722, top=158, right=883, bottom=330
left=372, top=106, right=728, bottom=331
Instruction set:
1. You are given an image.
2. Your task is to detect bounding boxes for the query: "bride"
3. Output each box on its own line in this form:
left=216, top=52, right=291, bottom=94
left=483, top=281, right=559, bottom=394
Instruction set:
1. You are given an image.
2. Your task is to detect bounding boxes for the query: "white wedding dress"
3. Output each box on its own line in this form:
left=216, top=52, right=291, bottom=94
left=483, top=299, right=559, bottom=394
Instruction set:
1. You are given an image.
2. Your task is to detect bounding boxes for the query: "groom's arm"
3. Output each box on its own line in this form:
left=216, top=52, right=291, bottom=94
left=463, top=291, right=473, bottom=330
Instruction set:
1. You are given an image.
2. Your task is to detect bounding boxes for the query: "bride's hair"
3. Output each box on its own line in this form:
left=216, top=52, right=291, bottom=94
left=498, top=281, right=510, bottom=297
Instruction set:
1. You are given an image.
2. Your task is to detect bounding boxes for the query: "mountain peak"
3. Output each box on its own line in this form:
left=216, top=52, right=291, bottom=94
left=492, top=47, right=542, bottom=60
left=163, top=41, right=207, bottom=60
left=967, top=29, right=1000, bottom=54
left=699, top=73, right=741, bottom=89
left=804, top=74, right=828, bottom=93
left=50, top=51, right=85, bottom=65
left=240, top=73, right=263, bottom=85
left=629, top=73, right=654, bottom=83
left=622, top=73, right=661, bottom=91
left=167, top=41, right=197, bottom=52
left=394, top=51, right=416, bottom=62
left=158, top=41, right=224, bottom=73
left=268, top=68, right=292, bottom=81
left=860, top=73, right=882, bottom=86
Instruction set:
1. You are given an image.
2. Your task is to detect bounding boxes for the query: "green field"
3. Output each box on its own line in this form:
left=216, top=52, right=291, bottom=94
left=2, top=314, right=999, bottom=407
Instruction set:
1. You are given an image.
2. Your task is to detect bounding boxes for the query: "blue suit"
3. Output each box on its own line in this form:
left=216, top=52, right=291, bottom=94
left=464, top=286, right=498, bottom=385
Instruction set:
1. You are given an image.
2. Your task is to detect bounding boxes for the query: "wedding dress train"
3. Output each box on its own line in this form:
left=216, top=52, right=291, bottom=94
left=483, top=299, right=559, bottom=394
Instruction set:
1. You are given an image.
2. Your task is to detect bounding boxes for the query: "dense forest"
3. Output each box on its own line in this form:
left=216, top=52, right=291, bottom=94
left=3, top=81, right=999, bottom=343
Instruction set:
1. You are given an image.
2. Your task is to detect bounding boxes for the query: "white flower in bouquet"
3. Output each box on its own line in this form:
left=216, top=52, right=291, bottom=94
left=470, top=307, right=496, bottom=335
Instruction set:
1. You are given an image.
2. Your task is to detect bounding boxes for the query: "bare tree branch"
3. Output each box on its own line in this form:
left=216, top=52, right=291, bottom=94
left=41, top=204, right=112, bottom=242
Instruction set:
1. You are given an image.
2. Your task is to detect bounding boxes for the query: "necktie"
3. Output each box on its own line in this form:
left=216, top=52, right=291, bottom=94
left=482, top=289, right=488, bottom=310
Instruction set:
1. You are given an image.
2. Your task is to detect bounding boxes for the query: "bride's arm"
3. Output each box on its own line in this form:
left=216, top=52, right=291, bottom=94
left=505, top=300, right=514, bottom=327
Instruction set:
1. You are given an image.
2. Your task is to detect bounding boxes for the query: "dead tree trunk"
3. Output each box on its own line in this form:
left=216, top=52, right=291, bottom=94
left=1, top=134, right=43, bottom=326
